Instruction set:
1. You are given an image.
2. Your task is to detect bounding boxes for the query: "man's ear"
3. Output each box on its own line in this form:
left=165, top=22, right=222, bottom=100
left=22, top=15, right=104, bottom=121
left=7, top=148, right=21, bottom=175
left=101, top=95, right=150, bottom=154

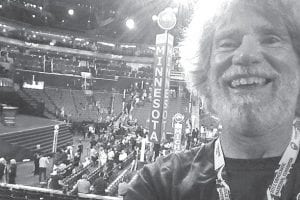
left=296, top=74, right=300, bottom=117
left=295, top=92, right=300, bottom=117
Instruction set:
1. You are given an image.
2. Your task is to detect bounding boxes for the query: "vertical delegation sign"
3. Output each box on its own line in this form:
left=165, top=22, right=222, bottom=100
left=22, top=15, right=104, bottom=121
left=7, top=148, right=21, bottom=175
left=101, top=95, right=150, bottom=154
left=52, top=124, right=59, bottom=153
left=174, top=123, right=183, bottom=152
left=149, top=33, right=173, bottom=144
left=173, top=113, right=184, bottom=152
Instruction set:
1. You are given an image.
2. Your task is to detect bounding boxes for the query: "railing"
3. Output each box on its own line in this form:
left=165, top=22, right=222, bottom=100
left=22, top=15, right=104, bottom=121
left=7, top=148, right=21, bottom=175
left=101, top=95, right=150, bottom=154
left=62, top=162, right=93, bottom=189
left=86, top=152, right=135, bottom=190
left=0, top=36, right=154, bottom=64
left=0, top=183, right=122, bottom=200
left=90, top=152, right=135, bottom=182
left=105, top=162, right=133, bottom=196
left=0, top=154, right=136, bottom=199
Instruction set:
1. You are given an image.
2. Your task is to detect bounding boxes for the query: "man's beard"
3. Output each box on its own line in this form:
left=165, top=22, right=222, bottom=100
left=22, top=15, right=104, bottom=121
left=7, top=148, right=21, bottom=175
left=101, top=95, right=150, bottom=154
left=210, top=93, right=294, bottom=137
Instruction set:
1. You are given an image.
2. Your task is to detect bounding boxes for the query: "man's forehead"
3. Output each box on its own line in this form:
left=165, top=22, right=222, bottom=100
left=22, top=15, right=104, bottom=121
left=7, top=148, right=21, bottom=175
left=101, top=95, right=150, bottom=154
left=214, top=2, right=288, bottom=37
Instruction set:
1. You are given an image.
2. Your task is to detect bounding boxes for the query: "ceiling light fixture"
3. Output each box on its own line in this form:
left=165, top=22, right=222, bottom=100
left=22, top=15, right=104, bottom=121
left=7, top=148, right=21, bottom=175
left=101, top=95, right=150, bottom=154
left=152, top=15, right=158, bottom=21
left=126, top=19, right=135, bottom=30
left=68, top=9, right=74, bottom=16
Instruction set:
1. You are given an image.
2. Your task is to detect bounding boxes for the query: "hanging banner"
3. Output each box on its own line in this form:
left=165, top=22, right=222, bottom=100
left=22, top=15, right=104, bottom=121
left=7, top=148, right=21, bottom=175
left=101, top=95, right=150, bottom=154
left=148, top=33, right=173, bottom=143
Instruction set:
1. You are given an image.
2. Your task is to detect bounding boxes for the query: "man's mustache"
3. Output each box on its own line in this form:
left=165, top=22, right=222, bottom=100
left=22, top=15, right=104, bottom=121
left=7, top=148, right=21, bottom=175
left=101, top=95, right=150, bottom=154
left=222, top=65, right=278, bottom=81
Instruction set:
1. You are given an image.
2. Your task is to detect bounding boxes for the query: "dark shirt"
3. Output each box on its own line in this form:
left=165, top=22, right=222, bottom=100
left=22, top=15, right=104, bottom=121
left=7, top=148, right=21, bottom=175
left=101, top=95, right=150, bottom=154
left=73, top=155, right=80, bottom=167
left=90, top=139, right=97, bottom=148
left=78, top=144, right=83, bottom=154
left=125, top=140, right=300, bottom=200
left=0, top=163, right=5, bottom=178
left=9, top=165, right=16, bottom=177
left=93, top=177, right=107, bottom=195
left=49, top=175, right=61, bottom=190
left=8, top=164, right=17, bottom=184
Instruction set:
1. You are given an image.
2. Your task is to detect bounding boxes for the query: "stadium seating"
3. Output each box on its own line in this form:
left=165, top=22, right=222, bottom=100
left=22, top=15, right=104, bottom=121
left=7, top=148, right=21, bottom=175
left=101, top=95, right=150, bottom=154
left=0, top=124, right=72, bottom=161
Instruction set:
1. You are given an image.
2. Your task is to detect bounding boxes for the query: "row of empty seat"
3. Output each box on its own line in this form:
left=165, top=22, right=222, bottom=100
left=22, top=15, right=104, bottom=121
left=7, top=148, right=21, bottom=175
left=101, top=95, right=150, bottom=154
left=20, top=87, right=124, bottom=122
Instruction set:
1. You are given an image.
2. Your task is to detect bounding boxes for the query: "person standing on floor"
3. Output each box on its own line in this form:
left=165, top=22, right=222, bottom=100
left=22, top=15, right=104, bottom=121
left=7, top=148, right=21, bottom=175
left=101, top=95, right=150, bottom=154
left=39, top=154, right=49, bottom=183
left=8, top=159, right=17, bottom=184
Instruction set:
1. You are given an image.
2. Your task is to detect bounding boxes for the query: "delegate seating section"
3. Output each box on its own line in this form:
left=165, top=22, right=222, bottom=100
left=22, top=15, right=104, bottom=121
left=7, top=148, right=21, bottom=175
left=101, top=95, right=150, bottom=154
left=104, top=153, right=135, bottom=196
left=0, top=153, right=135, bottom=199
left=72, top=90, right=97, bottom=122
left=0, top=154, right=134, bottom=200
left=93, top=92, right=112, bottom=110
left=62, top=162, right=94, bottom=190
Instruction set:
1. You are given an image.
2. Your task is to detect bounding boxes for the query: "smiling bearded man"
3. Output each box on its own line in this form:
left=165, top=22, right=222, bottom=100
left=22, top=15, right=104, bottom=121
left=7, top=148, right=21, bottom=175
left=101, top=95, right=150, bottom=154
left=124, top=0, right=300, bottom=200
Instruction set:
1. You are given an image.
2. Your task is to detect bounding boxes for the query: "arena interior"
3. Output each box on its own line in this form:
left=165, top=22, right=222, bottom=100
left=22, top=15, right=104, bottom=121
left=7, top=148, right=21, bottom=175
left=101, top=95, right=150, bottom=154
left=0, top=0, right=220, bottom=199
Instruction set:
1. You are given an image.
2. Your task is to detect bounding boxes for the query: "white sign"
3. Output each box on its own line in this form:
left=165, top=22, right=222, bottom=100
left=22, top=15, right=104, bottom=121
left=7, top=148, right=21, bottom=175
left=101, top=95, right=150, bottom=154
left=52, top=125, right=59, bottom=153
left=173, top=122, right=182, bottom=152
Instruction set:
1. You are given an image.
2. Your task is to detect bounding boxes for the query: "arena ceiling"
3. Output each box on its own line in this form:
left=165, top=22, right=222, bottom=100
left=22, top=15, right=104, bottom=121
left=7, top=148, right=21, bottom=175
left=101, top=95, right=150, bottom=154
left=0, top=0, right=195, bottom=45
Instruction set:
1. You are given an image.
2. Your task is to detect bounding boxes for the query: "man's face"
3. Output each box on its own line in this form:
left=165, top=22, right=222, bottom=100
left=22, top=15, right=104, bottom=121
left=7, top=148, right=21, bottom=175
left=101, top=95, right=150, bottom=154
left=208, top=4, right=300, bottom=134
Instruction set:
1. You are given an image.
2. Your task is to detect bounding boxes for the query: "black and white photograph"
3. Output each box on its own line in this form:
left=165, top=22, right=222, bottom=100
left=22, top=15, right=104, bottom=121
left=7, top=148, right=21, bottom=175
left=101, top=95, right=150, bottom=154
left=0, top=0, right=300, bottom=200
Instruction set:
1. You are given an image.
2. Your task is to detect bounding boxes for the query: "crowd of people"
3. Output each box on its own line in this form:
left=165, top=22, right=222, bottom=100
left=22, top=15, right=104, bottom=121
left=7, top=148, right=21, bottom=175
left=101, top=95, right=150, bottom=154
left=25, top=111, right=146, bottom=197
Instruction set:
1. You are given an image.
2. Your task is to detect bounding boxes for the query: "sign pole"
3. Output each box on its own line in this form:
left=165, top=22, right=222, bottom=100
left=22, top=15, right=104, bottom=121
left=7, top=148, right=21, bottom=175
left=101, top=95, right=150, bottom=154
left=148, top=8, right=176, bottom=145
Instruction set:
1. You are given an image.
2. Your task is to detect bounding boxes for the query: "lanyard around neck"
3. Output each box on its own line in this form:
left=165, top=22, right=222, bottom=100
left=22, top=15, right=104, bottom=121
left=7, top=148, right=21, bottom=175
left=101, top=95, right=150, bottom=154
left=214, top=125, right=300, bottom=200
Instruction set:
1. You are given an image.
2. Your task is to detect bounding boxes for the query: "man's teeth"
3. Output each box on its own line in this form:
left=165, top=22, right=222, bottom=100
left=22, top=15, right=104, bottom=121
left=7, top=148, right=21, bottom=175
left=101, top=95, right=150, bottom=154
left=230, top=77, right=267, bottom=88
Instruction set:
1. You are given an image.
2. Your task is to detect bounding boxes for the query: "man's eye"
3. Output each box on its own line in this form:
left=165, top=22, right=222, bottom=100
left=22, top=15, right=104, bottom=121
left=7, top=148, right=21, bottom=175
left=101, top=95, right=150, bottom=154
left=217, top=40, right=238, bottom=49
left=261, top=35, right=281, bottom=45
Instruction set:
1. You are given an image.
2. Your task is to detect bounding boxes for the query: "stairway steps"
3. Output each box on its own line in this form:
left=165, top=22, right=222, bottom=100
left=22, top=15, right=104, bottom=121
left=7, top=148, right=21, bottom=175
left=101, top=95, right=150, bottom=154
left=44, top=136, right=73, bottom=150
left=4, top=128, right=66, bottom=143
left=25, top=133, right=72, bottom=152
left=37, top=137, right=73, bottom=154
left=0, top=124, right=72, bottom=160
left=0, top=125, right=69, bottom=141
left=18, top=130, right=71, bottom=148
left=0, top=128, right=51, bottom=141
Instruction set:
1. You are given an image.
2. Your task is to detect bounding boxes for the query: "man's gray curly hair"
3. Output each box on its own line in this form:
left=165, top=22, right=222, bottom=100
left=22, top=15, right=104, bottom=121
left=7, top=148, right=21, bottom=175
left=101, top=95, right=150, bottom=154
left=180, top=0, right=300, bottom=113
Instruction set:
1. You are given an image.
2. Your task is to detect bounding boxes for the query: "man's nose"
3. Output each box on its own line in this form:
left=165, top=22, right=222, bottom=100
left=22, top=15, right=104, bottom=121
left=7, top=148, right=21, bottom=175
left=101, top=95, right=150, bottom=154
left=232, top=36, right=263, bottom=66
